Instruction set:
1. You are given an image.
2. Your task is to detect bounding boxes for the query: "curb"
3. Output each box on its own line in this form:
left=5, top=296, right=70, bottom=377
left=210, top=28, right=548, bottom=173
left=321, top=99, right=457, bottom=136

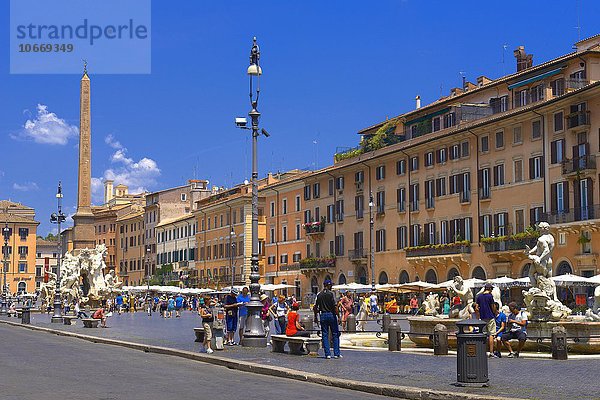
left=0, top=319, right=521, bottom=400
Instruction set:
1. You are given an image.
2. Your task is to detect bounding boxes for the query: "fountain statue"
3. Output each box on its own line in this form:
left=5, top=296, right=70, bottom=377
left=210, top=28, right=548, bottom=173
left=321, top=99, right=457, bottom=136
left=585, top=286, right=600, bottom=322
left=424, top=293, right=440, bottom=316
left=522, top=222, right=571, bottom=321
left=448, top=276, right=474, bottom=319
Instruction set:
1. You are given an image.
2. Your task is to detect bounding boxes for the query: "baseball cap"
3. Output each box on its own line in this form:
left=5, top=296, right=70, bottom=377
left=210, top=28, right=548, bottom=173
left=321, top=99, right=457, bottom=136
left=230, top=288, right=240, bottom=295
left=484, top=282, right=494, bottom=289
left=323, top=279, right=333, bottom=287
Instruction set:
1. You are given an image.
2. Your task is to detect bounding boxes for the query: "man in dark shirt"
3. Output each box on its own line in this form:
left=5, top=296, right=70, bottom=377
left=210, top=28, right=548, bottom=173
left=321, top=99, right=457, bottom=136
left=476, top=283, right=496, bottom=357
left=313, top=279, right=341, bottom=359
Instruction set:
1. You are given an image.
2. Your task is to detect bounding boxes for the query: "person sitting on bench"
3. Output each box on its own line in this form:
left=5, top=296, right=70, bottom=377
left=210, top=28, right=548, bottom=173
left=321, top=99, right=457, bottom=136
left=92, top=306, right=107, bottom=328
left=286, top=302, right=310, bottom=337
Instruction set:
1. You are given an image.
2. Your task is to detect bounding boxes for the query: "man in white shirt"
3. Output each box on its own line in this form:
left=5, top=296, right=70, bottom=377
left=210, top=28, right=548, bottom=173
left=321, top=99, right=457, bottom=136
left=501, top=302, right=528, bottom=358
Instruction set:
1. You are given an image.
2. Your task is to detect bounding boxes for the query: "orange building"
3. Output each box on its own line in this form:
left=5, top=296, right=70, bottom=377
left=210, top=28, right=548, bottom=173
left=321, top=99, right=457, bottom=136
left=115, top=206, right=146, bottom=286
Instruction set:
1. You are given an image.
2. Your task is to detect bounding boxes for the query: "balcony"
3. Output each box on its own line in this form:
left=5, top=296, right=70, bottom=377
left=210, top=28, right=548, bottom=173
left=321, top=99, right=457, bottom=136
left=405, top=242, right=471, bottom=258
left=348, top=248, right=367, bottom=262
left=561, top=155, right=596, bottom=176
left=483, top=237, right=537, bottom=253
left=298, top=257, right=336, bottom=272
left=303, top=218, right=326, bottom=236
left=459, top=191, right=471, bottom=204
left=566, top=79, right=590, bottom=91
left=566, top=110, right=590, bottom=130
left=479, top=187, right=491, bottom=200
left=546, top=205, right=600, bottom=225
left=426, top=197, right=435, bottom=209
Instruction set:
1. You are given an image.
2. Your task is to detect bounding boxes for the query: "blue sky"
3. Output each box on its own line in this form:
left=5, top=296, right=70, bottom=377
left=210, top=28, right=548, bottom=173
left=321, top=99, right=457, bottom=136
left=1, top=0, right=599, bottom=236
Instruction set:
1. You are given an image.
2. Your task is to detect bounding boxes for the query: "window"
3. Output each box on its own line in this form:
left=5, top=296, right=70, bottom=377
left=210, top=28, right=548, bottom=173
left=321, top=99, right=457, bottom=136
left=396, top=188, right=406, bottom=212
left=443, top=112, right=456, bottom=128
left=295, top=196, right=301, bottom=212
left=493, top=164, right=505, bottom=186
left=450, top=144, right=460, bottom=160
left=481, top=136, right=489, bottom=152
left=334, top=235, right=344, bottom=256
left=355, top=170, right=364, bottom=183
left=530, top=84, right=544, bottom=103
left=551, top=78, right=565, bottom=96
left=490, top=95, right=509, bottom=113
left=375, top=229, right=386, bottom=252
left=181, top=193, right=187, bottom=201
left=515, top=209, right=525, bottom=234
left=293, top=253, right=302, bottom=263
left=494, top=212, right=509, bottom=236
left=440, top=221, right=448, bottom=244
left=282, top=226, right=287, bottom=242
left=480, top=215, right=492, bottom=238
left=532, top=120, right=542, bottom=140
left=376, top=191, right=385, bottom=214
left=296, top=224, right=301, bottom=240
left=303, top=185, right=311, bottom=200
left=282, top=198, right=288, bottom=214
left=479, top=168, right=490, bottom=198
left=529, top=156, right=544, bottom=179
left=280, top=254, right=288, bottom=264
left=376, top=165, right=385, bottom=180
left=551, top=181, right=570, bottom=215
left=313, top=183, right=320, bottom=199
left=425, top=151, right=434, bottom=167
left=19, top=262, right=27, bottom=273
left=436, top=177, right=446, bottom=197
left=396, top=226, right=407, bottom=249
left=425, top=222, right=436, bottom=245
left=314, top=207, right=320, bottom=220
left=513, top=126, right=522, bottom=144
left=558, top=232, right=567, bottom=245
left=328, top=179, right=334, bottom=196
left=516, top=89, right=528, bottom=107
left=495, top=131, right=504, bottom=148
left=514, top=159, right=524, bottom=183
left=550, top=139, right=565, bottom=164
left=18, top=228, right=28, bottom=240
left=437, top=148, right=447, bottom=164
left=409, top=183, right=419, bottom=211
left=432, top=116, right=441, bottom=132
left=425, top=180, right=434, bottom=209
left=304, top=210, right=311, bottom=224
left=326, top=205, right=335, bottom=223
left=267, top=255, right=275, bottom=265
left=461, top=141, right=470, bottom=157
left=553, top=112, right=564, bottom=132
left=410, top=224, right=420, bottom=246
left=410, top=156, right=419, bottom=171
left=269, top=202, right=275, bottom=217
left=396, top=159, right=406, bottom=175
left=269, top=227, right=275, bottom=243
left=335, top=200, right=344, bottom=221
left=530, top=206, right=544, bottom=226
left=335, top=177, right=344, bottom=190
left=355, top=195, right=364, bottom=219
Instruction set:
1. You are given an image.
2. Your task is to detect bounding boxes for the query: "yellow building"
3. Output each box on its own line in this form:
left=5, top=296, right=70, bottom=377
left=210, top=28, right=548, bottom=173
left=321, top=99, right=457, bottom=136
left=0, top=200, right=39, bottom=294
left=115, top=206, right=146, bottom=286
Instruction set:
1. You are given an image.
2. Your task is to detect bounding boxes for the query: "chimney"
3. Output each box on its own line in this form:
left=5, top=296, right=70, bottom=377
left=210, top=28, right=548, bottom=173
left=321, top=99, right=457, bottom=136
left=450, top=87, right=464, bottom=97
left=104, top=180, right=114, bottom=204
left=464, top=81, right=477, bottom=91
left=415, top=95, right=421, bottom=109
left=513, top=46, right=533, bottom=72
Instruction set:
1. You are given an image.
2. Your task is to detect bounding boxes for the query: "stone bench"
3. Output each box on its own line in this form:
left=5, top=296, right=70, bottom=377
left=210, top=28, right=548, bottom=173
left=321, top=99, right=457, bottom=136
left=194, top=327, right=205, bottom=342
left=82, top=318, right=99, bottom=328
left=63, top=316, right=78, bottom=325
left=271, top=334, right=321, bottom=355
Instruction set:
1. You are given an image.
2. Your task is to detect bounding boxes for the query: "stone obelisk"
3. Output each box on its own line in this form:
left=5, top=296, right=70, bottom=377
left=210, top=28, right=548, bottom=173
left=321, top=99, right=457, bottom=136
left=71, top=62, right=96, bottom=251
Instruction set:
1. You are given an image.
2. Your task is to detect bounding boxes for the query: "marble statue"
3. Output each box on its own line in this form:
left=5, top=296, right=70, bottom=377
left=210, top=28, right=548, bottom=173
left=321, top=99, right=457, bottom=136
left=39, top=270, right=57, bottom=310
left=424, top=292, right=440, bottom=316
left=448, top=276, right=474, bottom=319
left=522, top=222, right=571, bottom=321
left=60, top=252, right=82, bottom=305
left=584, top=286, right=600, bottom=322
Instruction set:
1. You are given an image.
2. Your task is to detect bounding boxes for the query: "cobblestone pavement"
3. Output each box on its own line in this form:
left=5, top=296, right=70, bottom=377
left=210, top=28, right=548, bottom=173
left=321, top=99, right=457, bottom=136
left=6, top=312, right=600, bottom=400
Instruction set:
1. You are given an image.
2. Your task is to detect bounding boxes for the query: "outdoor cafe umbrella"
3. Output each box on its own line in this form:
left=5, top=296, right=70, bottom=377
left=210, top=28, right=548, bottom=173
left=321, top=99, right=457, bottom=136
left=332, top=282, right=373, bottom=291
left=489, top=276, right=517, bottom=289
left=551, top=273, right=597, bottom=287
left=396, top=281, right=437, bottom=293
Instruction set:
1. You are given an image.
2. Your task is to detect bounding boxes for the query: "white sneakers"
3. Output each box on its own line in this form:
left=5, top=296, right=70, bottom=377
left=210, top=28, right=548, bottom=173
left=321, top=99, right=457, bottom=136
left=206, top=348, right=214, bottom=354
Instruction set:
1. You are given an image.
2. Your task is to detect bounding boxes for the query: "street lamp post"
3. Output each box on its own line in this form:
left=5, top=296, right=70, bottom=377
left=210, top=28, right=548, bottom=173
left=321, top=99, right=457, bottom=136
left=0, top=218, right=10, bottom=316
left=146, top=245, right=152, bottom=316
left=236, top=37, right=268, bottom=347
left=369, top=191, right=375, bottom=290
left=50, top=182, right=66, bottom=323
left=230, top=228, right=235, bottom=288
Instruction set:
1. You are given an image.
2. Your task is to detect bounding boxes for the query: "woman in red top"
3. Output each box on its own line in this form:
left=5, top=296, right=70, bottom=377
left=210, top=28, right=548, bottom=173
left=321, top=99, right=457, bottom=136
left=92, top=307, right=107, bottom=328
left=286, top=303, right=310, bottom=337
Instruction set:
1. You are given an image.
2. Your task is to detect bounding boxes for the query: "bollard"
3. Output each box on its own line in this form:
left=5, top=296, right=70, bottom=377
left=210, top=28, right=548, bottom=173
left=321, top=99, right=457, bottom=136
left=382, top=313, right=391, bottom=333
left=388, top=322, right=402, bottom=351
left=300, top=314, right=314, bottom=333
left=346, top=313, right=356, bottom=333
left=21, top=306, right=31, bottom=324
left=433, top=324, right=448, bottom=355
left=456, top=319, right=488, bottom=387
left=551, top=326, right=568, bottom=360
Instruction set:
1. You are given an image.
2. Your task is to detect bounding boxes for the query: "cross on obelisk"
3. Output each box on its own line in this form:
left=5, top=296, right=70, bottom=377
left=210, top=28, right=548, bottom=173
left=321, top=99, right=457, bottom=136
left=71, top=61, right=96, bottom=251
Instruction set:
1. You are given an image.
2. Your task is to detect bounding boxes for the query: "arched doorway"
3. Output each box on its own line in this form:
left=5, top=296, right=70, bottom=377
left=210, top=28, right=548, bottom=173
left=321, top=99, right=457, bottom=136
left=310, top=276, right=319, bottom=294
left=521, top=263, right=531, bottom=278
left=357, top=267, right=367, bottom=285
left=17, top=281, right=26, bottom=293
left=556, top=261, right=572, bottom=275
left=447, top=267, right=460, bottom=281
left=338, top=273, right=347, bottom=285
left=556, top=261, right=573, bottom=303
left=471, top=266, right=486, bottom=280
left=378, top=271, right=389, bottom=285
left=399, top=270, right=410, bottom=284
left=425, top=269, right=438, bottom=284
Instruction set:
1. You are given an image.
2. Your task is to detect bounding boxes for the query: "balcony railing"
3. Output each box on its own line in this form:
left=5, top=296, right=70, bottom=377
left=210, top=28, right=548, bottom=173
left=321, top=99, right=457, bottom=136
left=460, top=191, right=471, bottom=204
left=299, top=257, right=336, bottom=270
left=482, top=237, right=537, bottom=253
left=405, top=243, right=471, bottom=258
left=479, top=187, right=491, bottom=200
left=348, top=248, right=367, bottom=261
left=561, top=155, right=596, bottom=175
left=567, top=110, right=590, bottom=130
left=304, top=218, right=326, bottom=235
left=566, top=79, right=590, bottom=91
left=546, top=205, right=600, bottom=224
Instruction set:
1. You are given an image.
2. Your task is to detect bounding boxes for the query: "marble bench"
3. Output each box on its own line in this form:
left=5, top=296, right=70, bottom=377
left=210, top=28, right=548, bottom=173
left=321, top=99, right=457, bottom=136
left=82, top=318, right=99, bottom=328
left=271, top=334, right=321, bottom=355
left=193, top=327, right=205, bottom=342
left=63, top=316, right=78, bottom=325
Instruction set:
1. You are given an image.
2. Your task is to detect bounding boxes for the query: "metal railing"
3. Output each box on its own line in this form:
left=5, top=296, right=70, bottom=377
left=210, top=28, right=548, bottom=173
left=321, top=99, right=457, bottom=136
left=567, top=110, right=590, bottom=129
left=566, top=79, right=589, bottom=90
left=561, top=155, right=596, bottom=174
left=483, top=237, right=537, bottom=252
left=348, top=248, right=367, bottom=260
left=405, top=244, right=471, bottom=258
left=546, top=204, right=600, bottom=224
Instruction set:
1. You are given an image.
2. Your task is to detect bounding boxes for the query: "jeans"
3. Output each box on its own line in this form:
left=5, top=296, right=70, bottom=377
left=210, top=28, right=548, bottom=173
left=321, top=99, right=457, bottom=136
left=277, top=316, right=287, bottom=335
left=320, top=312, right=340, bottom=357
left=77, top=311, right=88, bottom=319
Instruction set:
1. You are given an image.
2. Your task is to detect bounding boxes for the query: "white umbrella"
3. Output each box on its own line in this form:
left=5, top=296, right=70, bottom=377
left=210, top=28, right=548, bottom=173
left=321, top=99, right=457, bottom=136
left=551, top=273, right=596, bottom=287
left=332, top=282, right=372, bottom=291
left=589, top=274, right=600, bottom=285
left=489, top=276, right=516, bottom=289
left=260, top=283, right=296, bottom=292
left=514, top=277, right=531, bottom=287
left=397, top=281, right=437, bottom=292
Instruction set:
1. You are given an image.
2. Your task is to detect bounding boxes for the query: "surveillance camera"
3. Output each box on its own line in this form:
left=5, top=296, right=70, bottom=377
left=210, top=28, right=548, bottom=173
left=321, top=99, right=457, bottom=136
left=235, top=117, right=248, bottom=127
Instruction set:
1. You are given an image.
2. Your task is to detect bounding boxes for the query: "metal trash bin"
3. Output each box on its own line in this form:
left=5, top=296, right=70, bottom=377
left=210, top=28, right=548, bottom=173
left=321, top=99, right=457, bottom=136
left=300, top=314, right=313, bottom=333
left=21, top=306, right=31, bottom=324
left=211, top=306, right=225, bottom=350
left=456, top=318, right=488, bottom=387
left=551, top=326, right=568, bottom=360
left=382, top=313, right=391, bottom=333
left=346, top=313, right=356, bottom=333
left=433, top=323, right=448, bottom=355
left=388, top=321, right=402, bottom=351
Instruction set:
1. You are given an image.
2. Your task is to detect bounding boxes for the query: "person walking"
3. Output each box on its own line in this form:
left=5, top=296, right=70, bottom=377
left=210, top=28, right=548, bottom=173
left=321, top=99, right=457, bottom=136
left=475, top=283, right=496, bottom=357
left=115, top=293, right=124, bottom=315
left=260, top=294, right=273, bottom=344
left=339, top=292, right=354, bottom=331
left=175, top=293, right=184, bottom=317
left=224, top=289, right=241, bottom=345
left=199, top=296, right=214, bottom=354
left=167, top=296, right=175, bottom=318
left=236, top=287, right=251, bottom=343
left=313, top=279, right=341, bottom=359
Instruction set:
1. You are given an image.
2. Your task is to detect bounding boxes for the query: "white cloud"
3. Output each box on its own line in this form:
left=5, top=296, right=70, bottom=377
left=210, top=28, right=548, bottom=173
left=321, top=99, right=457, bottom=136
left=13, top=182, right=39, bottom=191
left=13, top=104, right=78, bottom=145
left=92, top=135, right=161, bottom=200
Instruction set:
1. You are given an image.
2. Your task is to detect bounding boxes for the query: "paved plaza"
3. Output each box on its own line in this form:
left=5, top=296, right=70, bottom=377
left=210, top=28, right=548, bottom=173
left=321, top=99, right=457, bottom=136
left=2, top=311, right=599, bottom=400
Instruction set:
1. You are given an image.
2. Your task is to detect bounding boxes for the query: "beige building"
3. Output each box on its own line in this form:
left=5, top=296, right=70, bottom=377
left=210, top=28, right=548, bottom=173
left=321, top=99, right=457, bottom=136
left=115, top=205, right=146, bottom=286
left=35, top=238, right=59, bottom=290
left=155, top=213, right=197, bottom=287
left=0, top=201, right=39, bottom=294
left=300, top=36, right=600, bottom=300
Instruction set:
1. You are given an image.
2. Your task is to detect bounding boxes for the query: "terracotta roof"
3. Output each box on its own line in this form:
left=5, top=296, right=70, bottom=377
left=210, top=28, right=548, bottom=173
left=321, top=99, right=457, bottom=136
left=0, top=213, right=39, bottom=225
left=0, top=200, right=34, bottom=211
left=115, top=210, right=144, bottom=222
left=155, top=214, right=195, bottom=228
left=36, top=238, right=58, bottom=246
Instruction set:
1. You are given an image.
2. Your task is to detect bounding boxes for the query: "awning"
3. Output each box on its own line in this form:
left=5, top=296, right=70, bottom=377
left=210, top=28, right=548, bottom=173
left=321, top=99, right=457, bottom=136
left=508, top=67, right=565, bottom=90
left=405, top=107, right=450, bottom=126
